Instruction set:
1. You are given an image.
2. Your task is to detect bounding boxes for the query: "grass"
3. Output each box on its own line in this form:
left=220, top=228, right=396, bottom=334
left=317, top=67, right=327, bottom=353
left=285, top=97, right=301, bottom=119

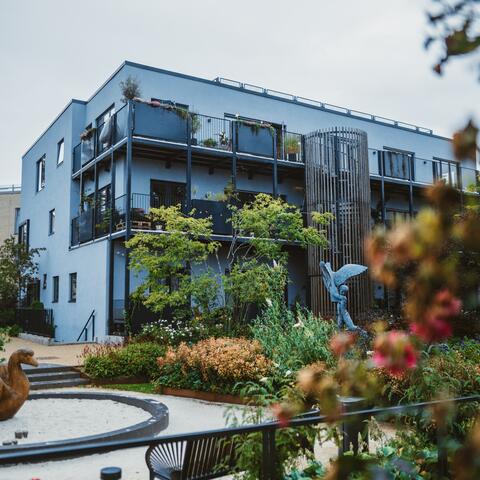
left=100, top=383, right=158, bottom=394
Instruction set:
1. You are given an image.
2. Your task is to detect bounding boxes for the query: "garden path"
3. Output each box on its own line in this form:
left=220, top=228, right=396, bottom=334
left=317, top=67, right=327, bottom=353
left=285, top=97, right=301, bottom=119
left=4, top=337, right=93, bottom=366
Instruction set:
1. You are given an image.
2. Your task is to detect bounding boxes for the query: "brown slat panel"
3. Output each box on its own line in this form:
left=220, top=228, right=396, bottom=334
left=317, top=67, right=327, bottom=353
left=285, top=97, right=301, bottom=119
left=305, top=128, right=372, bottom=320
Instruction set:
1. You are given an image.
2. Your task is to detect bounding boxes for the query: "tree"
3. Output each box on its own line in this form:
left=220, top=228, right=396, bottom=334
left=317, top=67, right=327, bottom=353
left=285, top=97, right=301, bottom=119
left=126, top=205, right=221, bottom=321
left=226, top=194, right=332, bottom=323
left=0, top=236, right=42, bottom=320
left=126, top=195, right=332, bottom=327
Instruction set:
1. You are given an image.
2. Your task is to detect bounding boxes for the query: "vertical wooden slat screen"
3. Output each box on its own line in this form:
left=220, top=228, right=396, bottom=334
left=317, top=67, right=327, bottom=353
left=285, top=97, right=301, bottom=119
left=305, top=127, right=372, bottom=319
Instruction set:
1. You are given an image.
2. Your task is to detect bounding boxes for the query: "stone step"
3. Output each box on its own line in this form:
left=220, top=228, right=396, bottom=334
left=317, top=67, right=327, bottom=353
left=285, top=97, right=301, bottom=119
left=30, top=378, right=90, bottom=390
left=25, top=365, right=77, bottom=375
left=26, top=371, right=83, bottom=382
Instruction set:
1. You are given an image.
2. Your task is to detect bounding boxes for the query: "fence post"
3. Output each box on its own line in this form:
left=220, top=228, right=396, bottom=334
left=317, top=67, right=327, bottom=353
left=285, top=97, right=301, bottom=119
left=261, top=427, right=277, bottom=479
left=338, top=397, right=369, bottom=455
left=437, top=426, right=448, bottom=478
left=100, top=466, right=121, bottom=479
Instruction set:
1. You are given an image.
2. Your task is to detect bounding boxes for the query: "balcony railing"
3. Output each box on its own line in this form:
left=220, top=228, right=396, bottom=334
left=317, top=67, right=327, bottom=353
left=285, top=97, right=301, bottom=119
left=72, top=102, right=305, bottom=175
left=71, top=192, right=236, bottom=246
left=369, top=149, right=479, bottom=192
left=72, top=105, right=128, bottom=174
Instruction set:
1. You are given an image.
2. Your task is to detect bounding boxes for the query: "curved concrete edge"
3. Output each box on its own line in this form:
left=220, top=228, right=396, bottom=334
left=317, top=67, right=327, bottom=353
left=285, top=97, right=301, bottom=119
left=0, top=392, right=169, bottom=460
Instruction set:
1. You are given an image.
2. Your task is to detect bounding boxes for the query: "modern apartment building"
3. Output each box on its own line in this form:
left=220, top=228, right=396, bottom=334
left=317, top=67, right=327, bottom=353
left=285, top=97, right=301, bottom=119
left=0, top=185, right=21, bottom=244
left=18, top=61, right=479, bottom=342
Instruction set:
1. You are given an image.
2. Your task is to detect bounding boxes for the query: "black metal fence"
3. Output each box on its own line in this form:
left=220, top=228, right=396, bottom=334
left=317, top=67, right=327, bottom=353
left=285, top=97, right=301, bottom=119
left=13, top=308, right=55, bottom=338
left=1, top=395, right=478, bottom=478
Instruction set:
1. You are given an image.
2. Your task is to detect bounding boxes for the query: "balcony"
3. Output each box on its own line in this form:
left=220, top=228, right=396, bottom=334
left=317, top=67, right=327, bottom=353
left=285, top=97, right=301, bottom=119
left=71, top=193, right=233, bottom=246
left=72, top=102, right=304, bottom=175
left=369, top=149, right=479, bottom=192
left=72, top=105, right=128, bottom=173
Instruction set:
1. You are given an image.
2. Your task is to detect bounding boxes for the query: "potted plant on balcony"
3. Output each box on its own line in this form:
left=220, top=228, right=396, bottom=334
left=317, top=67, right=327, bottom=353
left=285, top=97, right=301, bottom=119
left=190, top=112, right=201, bottom=145
left=285, top=135, right=301, bottom=162
left=120, top=75, right=142, bottom=103
left=202, top=138, right=218, bottom=148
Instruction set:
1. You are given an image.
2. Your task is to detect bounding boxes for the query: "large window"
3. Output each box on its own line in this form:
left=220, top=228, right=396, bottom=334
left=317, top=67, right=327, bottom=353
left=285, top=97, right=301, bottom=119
left=57, top=139, right=65, bottom=165
left=36, top=156, right=45, bottom=191
left=48, top=209, right=56, bottom=235
left=52, top=276, right=59, bottom=303
left=69, top=273, right=77, bottom=303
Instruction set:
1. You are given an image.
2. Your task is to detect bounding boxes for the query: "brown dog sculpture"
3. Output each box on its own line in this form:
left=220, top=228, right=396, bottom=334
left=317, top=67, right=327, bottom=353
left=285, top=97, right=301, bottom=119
left=0, top=349, right=38, bottom=421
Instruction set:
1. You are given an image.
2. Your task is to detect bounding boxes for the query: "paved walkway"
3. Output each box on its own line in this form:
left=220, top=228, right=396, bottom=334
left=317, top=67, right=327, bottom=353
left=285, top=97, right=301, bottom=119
left=4, top=337, right=93, bottom=366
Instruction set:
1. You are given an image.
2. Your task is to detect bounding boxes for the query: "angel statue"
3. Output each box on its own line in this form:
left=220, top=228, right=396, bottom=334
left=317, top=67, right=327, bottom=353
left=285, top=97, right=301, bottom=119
left=319, top=261, right=368, bottom=332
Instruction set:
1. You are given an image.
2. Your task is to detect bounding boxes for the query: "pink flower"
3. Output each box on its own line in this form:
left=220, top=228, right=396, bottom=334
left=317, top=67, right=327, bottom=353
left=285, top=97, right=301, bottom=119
left=434, top=289, right=462, bottom=317
left=373, top=331, right=418, bottom=377
left=411, top=315, right=452, bottom=342
left=411, top=289, right=461, bottom=343
left=271, top=403, right=293, bottom=428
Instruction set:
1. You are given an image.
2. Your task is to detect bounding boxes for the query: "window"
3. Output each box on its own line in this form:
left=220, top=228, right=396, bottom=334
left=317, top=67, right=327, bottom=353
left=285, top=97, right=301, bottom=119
left=42, top=274, right=47, bottom=290
left=36, top=156, right=45, bottom=191
left=18, top=220, right=29, bottom=248
left=69, top=273, right=77, bottom=302
left=52, top=276, right=59, bottom=303
left=48, top=209, right=55, bottom=235
left=57, top=139, right=65, bottom=165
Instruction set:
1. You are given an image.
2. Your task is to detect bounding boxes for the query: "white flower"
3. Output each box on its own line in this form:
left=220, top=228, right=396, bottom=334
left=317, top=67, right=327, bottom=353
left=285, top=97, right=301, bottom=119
left=285, top=370, right=292, bottom=377
left=265, top=298, right=273, bottom=307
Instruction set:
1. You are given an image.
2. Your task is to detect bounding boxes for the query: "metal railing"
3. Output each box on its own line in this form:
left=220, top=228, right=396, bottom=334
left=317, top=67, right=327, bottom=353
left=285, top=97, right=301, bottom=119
left=1, top=395, right=478, bottom=479
left=193, top=113, right=232, bottom=151
left=213, top=76, right=434, bottom=135
left=0, top=185, right=21, bottom=194
left=13, top=308, right=55, bottom=338
left=76, top=309, right=95, bottom=342
left=369, top=148, right=479, bottom=192
left=72, top=105, right=128, bottom=174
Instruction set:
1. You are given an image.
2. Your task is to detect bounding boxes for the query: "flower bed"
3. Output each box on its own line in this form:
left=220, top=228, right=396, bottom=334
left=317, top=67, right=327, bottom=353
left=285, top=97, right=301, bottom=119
left=155, top=337, right=271, bottom=394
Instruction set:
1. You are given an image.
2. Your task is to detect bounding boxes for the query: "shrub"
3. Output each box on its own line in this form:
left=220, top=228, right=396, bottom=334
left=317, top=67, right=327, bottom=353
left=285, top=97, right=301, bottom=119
left=156, top=337, right=271, bottom=393
left=135, top=315, right=225, bottom=346
left=83, top=342, right=166, bottom=380
left=251, top=301, right=337, bottom=377
left=379, top=348, right=480, bottom=404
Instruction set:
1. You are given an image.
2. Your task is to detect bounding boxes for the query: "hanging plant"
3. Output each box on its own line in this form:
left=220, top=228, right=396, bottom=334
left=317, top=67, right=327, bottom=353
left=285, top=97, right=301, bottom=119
left=80, top=127, right=95, bottom=141
left=237, top=118, right=276, bottom=137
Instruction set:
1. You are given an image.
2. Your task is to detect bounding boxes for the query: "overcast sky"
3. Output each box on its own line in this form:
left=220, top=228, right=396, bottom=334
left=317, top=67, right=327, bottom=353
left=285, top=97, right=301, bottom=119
left=0, top=0, right=478, bottom=185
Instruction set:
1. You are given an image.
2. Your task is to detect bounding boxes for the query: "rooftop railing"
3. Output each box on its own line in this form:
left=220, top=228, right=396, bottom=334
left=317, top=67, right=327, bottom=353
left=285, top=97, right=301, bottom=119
left=213, top=76, right=434, bottom=135
left=0, top=185, right=21, bottom=193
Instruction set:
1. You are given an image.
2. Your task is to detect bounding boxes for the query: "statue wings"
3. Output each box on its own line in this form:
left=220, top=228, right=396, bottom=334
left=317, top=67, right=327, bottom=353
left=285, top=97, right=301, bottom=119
left=332, top=263, right=368, bottom=287
left=319, top=261, right=368, bottom=299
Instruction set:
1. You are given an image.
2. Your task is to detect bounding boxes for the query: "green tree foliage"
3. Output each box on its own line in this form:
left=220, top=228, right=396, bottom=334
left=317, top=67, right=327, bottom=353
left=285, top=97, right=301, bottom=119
left=0, top=236, right=42, bottom=316
left=226, top=194, right=332, bottom=323
left=126, top=195, right=332, bottom=326
left=126, top=205, right=220, bottom=320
